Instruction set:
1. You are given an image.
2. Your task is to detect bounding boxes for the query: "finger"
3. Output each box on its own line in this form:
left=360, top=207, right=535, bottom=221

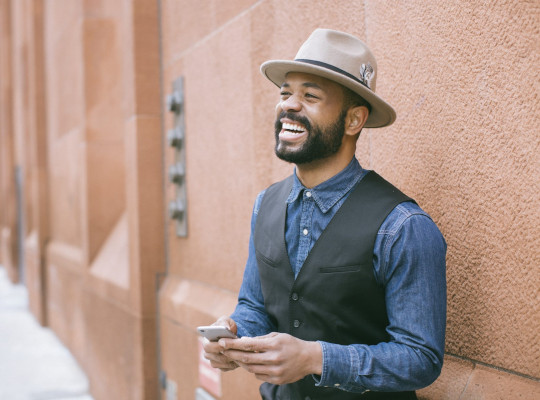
left=237, top=362, right=279, bottom=376
left=203, top=350, right=226, bottom=361
left=204, top=353, right=231, bottom=368
left=202, top=340, right=225, bottom=354
left=234, top=361, right=287, bottom=384
left=214, top=316, right=238, bottom=335
left=234, top=361, right=269, bottom=376
left=216, top=338, right=238, bottom=349
left=205, top=353, right=239, bottom=370
left=219, top=337, right=267, bottom=352
left=212, top=361, right=238, bottom=370
left=222, top=349, right=270, bottom=365
left=253, top=332, right=279, bottom=340
left=251, top=366, right=290, bottom=386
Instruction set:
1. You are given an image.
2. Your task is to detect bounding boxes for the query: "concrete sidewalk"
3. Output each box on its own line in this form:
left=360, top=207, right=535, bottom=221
left=0, top=266, right=93, bottom=400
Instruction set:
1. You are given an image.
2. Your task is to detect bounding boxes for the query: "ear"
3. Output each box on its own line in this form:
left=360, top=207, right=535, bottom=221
left=344, top=106, right=369, bottom=136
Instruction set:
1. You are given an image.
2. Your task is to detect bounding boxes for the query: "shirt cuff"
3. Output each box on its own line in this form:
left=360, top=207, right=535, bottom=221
left=312, top=341, right=365, bottom=391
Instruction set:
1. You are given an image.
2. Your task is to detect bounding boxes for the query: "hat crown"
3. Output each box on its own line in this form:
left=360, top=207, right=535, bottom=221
left=295, top=29, right=378, bottom=91
left=260, top=28, right=396, bottom=127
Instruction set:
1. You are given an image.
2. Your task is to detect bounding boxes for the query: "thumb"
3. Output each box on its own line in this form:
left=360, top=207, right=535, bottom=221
left=214, top=316, right=237, bottom=335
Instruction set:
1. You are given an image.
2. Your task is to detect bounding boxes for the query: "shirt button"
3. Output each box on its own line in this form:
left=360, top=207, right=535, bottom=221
left=293, top=319, right=300, bottom=328
left=303, top=228, right=308, bottom=236
left=291, top=293, right=299, bottom=301
left=305, top=191, right=312, bottom=198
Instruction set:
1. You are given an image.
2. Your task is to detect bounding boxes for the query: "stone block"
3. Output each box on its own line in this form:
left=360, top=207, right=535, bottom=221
left=418, top=355, right=474, bottom=399
left=125, top=116, right=165, bottom=317
left=132, top=0, right=161, bottom=116
left=84, top=141, right=126, bottom=263
left=24, top=231, right=47, bottom=325
left=159, top=275, right=237, bottom=330
left=82, top=288, right=143, bottom=400
left=44, top=7, right=84, bottom=140
left=82, top=18, right=124, bottom=143
left=160, top=309, right=260, bottom=400
left=45, top=248, right=86, bottom=361
left=47, top=129, right=83, bottom=248
left=461, top=365, right=540, bottom=400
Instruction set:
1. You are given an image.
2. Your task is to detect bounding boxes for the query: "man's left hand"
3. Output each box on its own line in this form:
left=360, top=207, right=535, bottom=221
left=219, top=332, right=322, bottom=385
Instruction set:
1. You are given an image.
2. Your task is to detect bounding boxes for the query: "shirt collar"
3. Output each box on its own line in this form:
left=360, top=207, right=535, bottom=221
left=286, top=157, right=365, bottom=213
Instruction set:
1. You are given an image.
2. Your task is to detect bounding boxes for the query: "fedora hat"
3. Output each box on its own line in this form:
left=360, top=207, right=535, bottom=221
left=261, top=29, right=396, bottom=128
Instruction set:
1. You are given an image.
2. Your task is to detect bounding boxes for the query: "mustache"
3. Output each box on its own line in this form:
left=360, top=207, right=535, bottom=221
left=274, top=112, right=312, bottom=133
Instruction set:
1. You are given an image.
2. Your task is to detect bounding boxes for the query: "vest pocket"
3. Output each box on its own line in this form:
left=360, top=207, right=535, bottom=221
left=319, top=264, right=365, bottom=273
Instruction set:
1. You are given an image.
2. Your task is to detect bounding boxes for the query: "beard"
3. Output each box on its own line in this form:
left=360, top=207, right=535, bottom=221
left=274, top=110, right=347, bottom=164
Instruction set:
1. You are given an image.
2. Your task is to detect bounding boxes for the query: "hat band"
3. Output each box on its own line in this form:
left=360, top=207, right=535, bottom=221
left=295, top=58, right=370, bottom=89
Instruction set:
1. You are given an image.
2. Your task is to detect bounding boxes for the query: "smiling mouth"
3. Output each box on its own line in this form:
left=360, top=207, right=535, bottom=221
left=281, top=122, right=306, bottom=135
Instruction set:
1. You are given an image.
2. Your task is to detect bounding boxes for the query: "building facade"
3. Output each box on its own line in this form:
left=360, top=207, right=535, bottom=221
left=0, top=0, right=539, bottom=399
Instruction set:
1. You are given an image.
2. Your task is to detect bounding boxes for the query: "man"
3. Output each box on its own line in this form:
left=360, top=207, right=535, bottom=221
left=203, top=29, right=447, bottom=399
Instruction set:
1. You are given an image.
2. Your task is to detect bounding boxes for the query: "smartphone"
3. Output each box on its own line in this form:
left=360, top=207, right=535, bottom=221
left=197, top=325, right=238, bottom=341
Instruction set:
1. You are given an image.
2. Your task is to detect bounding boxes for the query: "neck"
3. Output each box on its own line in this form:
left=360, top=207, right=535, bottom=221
left=295, top=146, right=355, bottom=188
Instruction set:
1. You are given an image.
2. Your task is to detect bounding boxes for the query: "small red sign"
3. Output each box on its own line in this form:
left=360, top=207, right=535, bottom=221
left=198, top=338, right=222, bottom=397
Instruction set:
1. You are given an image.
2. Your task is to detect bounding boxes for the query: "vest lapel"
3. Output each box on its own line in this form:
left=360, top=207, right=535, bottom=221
left=254, top=175, right=295, bottom=278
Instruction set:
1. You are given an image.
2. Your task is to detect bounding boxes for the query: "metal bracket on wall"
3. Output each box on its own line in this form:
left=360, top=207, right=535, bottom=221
left=166, top=77, right=187, bottom=237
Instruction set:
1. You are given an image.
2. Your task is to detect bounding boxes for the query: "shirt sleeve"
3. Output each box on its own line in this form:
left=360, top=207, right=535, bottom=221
left=230, top=190, right=277, bottom=338
left=314, top=203, right=447, bottom=392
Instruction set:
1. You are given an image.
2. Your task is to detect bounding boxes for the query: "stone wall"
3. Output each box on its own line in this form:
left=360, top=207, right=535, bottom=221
left=0, top=0, right=538, bottom=399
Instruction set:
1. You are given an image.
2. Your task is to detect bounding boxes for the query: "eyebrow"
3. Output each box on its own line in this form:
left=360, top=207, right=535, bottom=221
left=280, top=82, right=323, bottom=90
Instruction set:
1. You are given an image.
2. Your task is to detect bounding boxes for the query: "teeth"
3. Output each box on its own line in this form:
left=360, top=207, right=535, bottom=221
left=282, top=122, right=305, bottom=133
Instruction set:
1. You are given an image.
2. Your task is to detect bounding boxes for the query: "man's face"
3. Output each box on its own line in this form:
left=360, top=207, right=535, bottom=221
left=274, top=72, right=347, bottom=165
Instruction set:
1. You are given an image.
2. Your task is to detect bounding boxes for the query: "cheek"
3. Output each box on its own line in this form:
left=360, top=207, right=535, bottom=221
left=318, top=105, right=345, bottom=127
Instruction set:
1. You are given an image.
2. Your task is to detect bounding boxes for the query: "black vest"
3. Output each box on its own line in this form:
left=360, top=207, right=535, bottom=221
left=254, top=171, right=417, bottom=400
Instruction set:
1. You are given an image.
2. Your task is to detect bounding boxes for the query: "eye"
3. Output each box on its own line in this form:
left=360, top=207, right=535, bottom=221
left=304, top=92, right=321, bottom=101
left=280, top=91, right=291, bottom=98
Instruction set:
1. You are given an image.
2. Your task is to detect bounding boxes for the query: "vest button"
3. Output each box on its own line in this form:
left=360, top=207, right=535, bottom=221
left=293, top=319, right=300, bottom=328
left=291, top=293, right=299, bottom=301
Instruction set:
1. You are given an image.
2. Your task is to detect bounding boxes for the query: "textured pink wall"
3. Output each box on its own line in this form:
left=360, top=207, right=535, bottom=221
left=357, top=0, right=540, bottom=379
left=0, top=0, right=18, bottom=281
left=160, top=0, right=539, bottom=397
left=1, top=0, right=538, bottom=399
left=1, top=1, right=164, bottom=399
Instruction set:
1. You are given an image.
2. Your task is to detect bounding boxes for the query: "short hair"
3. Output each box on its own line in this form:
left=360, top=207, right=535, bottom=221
left=343, top=87, right=372, bottom=113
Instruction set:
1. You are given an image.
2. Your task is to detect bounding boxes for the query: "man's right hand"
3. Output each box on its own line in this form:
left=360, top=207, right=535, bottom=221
left=201, top=316, right=239, bottom=371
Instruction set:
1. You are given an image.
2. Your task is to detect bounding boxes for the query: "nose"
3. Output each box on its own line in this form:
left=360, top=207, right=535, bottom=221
left=280, top=95, right=302, bottom=113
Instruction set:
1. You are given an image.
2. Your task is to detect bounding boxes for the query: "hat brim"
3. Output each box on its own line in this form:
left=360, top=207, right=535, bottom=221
left=261, top=60, right=396, bottom=128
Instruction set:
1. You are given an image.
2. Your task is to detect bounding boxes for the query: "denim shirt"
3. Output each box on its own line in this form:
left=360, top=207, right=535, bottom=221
left=231, top=158, right=447, bottom=393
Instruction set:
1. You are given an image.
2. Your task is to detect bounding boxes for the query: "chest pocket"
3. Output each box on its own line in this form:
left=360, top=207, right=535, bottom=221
left=319, top=264, right=366, bottom=273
